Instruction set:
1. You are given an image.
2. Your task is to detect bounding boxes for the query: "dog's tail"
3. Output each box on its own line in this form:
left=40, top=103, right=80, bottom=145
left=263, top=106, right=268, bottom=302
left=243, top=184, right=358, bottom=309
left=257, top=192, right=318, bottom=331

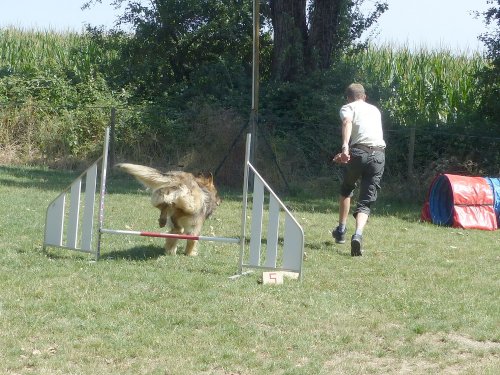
left=115, top=163, right=173, bottom=190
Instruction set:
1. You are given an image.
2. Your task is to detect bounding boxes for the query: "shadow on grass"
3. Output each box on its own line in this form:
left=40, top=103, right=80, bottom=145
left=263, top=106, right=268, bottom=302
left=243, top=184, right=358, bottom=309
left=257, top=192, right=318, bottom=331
left=42, top=241, right=164, bottom=261
left=0, top=165, right=79, bottom=191
left=2, top=165, right=425, bottom=224
left=102, top=244, right=166, bottom=260
left=334, top=248, right=353, bottom=257
left=0, top=165, right=247, bottom=201
left=0, top=164, right=139, bottom=194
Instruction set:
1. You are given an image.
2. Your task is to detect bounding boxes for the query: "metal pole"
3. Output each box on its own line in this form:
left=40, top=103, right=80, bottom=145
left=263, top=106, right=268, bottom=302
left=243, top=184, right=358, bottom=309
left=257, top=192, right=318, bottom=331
left=96, top=127, right=110, bottom=260
left=238, top=134, right=252, bottom=275
left=249, top=0, right=260, bottom=165
left=100, top=228, right=240, bottom=244
left=109, top=107, right=116, bottom=170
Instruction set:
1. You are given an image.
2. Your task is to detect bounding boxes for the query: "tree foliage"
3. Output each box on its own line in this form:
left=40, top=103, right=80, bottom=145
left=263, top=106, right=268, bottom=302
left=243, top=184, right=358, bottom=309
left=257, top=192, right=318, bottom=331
left=83, top=0, right=259, bottom=102
left=84, top=0, right=387, bottom=93
left=477, top=0, right=500, bottom=124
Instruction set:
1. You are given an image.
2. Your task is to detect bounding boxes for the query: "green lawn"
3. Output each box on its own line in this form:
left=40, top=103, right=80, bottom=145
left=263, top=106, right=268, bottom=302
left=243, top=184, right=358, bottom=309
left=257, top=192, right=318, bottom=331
left=0, top=165, right=499, bottom=374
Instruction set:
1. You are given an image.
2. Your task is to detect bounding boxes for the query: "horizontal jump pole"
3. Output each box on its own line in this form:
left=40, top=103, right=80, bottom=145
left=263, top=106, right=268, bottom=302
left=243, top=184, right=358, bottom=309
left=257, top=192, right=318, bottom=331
left=100, top=228, right=240, bottom=244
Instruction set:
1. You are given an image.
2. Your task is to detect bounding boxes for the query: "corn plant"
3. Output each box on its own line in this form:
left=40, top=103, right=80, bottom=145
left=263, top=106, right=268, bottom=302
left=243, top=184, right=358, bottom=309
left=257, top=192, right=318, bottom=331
left=345, top=44, right=487, bottom=126
left=0, top=28, right=120, bottom=79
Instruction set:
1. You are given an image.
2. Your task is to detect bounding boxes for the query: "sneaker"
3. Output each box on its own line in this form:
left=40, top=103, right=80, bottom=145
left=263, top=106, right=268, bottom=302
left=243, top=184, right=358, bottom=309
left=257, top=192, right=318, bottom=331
left=332, top=226, right=346, bottom=244
left=351, top=234, right=363, bottom=256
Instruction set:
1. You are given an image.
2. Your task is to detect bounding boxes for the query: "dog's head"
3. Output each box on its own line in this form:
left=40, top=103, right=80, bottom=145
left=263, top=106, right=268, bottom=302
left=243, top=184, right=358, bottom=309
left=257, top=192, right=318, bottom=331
left=196, top=172, right=221, bottom=215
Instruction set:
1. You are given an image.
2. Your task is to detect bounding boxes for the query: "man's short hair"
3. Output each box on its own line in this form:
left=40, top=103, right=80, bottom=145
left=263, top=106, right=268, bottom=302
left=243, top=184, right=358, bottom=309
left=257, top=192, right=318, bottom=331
left=346, top=83, right=366, bottom=100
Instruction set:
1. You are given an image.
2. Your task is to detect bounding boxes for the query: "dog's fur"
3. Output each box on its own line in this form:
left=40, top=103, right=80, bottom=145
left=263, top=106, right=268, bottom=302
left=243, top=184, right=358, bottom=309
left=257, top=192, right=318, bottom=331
left=116, top=163, right=220, bottom=256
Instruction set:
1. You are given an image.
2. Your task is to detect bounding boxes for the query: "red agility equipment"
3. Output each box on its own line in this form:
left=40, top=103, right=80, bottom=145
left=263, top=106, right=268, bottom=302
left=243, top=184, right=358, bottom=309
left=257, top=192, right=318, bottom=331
left=422, top=174, right=498, bottom=231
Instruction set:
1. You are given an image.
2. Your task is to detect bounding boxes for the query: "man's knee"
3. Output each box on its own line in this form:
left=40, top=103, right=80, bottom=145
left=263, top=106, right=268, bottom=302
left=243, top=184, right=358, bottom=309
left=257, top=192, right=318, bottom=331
left=340, top=183, right=356, bottom=198
left=353, top=204, right=371, bottom=218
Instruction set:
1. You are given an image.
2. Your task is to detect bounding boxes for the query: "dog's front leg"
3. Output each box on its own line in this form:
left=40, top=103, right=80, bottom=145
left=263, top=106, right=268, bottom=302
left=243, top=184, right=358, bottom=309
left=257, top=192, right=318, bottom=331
left=184, top=239, right=198, bottom=256
left=165, top=225, right=183, bottom=255
left=184, top=221, right=204, bottom=256
left=165, top=236, right=178, bottom=255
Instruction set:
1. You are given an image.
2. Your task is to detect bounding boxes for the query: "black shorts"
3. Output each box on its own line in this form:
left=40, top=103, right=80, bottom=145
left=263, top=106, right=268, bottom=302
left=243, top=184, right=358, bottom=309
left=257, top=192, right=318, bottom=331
left=340, top=146, right=385, bottom=217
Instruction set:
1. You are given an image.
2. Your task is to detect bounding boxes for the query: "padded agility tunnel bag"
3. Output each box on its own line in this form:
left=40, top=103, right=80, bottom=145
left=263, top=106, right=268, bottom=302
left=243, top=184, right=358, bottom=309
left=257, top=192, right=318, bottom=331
left=422, top=174, right=498, bottom=231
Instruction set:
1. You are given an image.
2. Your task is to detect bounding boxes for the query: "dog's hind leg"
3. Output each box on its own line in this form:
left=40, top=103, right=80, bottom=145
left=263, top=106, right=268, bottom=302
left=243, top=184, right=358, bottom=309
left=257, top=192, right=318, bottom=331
left=157, top=204, right=169, bottom=228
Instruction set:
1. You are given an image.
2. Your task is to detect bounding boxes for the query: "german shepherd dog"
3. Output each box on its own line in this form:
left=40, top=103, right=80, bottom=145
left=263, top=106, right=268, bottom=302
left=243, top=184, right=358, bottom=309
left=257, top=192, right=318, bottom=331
left=116, top=163, right=220, bottom=256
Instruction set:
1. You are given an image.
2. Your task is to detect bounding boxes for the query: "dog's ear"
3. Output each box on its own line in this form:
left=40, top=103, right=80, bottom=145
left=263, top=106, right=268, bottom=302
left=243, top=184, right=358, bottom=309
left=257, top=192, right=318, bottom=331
left=196, top=172, right=215, bottom=187
left=207, top=172, right=214, bottom=186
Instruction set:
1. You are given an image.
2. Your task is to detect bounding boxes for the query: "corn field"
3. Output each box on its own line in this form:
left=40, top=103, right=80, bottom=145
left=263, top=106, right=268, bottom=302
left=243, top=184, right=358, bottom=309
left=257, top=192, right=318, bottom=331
left=346, top=44, right=488, bottom=126
left=0, top=28, right=120, bottom=78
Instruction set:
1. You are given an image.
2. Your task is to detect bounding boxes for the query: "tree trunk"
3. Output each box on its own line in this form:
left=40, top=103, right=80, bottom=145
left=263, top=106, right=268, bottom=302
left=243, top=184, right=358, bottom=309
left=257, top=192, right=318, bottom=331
left=307, top=0, right=346, bottom=70
left=270, top=0, right=308, bottom=81
left=270, top=0, right=351, bottom=80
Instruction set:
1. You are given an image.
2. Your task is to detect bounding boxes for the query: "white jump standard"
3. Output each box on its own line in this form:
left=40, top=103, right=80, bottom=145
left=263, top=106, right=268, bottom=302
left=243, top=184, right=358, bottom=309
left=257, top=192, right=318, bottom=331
left=43, top=127, right=305, bottom=280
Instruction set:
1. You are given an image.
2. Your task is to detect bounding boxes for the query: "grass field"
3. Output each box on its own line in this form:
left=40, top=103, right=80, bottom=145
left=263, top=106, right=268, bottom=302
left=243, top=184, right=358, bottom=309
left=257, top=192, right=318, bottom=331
left=0, top=164, right=499, bottom=374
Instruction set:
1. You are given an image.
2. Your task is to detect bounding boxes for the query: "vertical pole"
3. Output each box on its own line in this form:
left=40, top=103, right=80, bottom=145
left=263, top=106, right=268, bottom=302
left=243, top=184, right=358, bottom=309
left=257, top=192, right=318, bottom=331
left=408, top=127, right=416, bottom=179
left=249, top=0, right=260, bottom=165
left=109, top=107, right=116, bottom=170
left=238, top=134, right=252, bottom=274
left=96, top=127, right=110, bottom=260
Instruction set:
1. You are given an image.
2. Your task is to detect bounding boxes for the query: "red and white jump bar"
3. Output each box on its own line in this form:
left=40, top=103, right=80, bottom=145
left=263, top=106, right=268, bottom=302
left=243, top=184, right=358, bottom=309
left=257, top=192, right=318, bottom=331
left=100, top=228, right=240, bottom=244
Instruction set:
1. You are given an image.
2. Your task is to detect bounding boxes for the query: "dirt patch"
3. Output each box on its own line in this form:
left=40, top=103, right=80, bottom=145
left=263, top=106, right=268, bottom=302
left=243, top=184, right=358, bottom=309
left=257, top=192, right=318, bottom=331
left=415, top=332, right=500, bottom=352
left=322, top=332, right=500, bottom=374
left=447, top=333, right=500, bottom=351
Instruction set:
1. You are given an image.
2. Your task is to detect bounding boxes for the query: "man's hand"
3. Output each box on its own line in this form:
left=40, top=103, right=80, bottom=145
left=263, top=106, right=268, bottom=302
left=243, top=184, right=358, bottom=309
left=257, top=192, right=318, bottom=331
left=333, top=152, right=350, bottom=164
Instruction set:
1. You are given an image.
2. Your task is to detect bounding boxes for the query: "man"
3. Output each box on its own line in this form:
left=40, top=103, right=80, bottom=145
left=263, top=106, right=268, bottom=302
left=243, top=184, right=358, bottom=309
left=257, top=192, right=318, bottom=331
left=332, top=83, right=386, bottom=256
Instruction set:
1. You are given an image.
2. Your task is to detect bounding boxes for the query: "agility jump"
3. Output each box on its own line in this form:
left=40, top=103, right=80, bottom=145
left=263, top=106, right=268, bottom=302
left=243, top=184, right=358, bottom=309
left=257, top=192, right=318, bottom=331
left=43, top=127, right=304, bottom=279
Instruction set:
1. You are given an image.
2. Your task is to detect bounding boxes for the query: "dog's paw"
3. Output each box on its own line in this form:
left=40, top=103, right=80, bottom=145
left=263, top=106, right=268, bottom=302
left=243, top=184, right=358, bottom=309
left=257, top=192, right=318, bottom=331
left=185, top=250, right=198, bottom=256
left=165, top=246, right=177, bottom=255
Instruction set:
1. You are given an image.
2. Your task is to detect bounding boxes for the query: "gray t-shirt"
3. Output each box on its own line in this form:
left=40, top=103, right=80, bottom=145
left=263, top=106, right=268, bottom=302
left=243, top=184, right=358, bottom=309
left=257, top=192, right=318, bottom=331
left=339, top=100, right=386, bottom=148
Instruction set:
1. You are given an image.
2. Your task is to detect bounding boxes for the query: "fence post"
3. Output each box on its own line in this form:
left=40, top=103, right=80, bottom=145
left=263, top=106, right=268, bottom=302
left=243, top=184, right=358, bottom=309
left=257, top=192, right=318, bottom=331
left=408, top=127, right=416, bottom=178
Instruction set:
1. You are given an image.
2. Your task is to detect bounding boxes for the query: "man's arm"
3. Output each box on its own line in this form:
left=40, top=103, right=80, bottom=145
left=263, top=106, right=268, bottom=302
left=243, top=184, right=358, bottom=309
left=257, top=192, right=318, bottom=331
left=333, top=116, right=352, bottom=164
left=341, top=116, right=352, bottom=157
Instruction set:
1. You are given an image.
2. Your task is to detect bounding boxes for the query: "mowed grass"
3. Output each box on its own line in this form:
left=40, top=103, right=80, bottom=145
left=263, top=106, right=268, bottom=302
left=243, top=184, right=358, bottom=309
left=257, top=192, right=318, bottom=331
left=0, top=165, right=499, bottom=375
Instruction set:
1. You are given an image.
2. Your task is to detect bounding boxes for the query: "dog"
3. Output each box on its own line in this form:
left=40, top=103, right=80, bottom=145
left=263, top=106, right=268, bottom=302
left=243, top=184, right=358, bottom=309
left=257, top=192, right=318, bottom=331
left=115, top=163, right=220, bottom=256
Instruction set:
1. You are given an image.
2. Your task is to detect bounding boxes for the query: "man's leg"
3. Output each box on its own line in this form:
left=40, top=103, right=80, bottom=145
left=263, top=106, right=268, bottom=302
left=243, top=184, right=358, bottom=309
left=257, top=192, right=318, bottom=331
left=334, top=150, right=362, bottom=244
left=354, top=211, right=369, bottom=235
left=350, top=151, right=384, bottom=256
left=333, top=195, right=350, bottom=243
left=339, top=195, right=351, bottom=227
left=350, top=211, right=367, bottom=257
left=351, top=193, right=371, bottom=256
